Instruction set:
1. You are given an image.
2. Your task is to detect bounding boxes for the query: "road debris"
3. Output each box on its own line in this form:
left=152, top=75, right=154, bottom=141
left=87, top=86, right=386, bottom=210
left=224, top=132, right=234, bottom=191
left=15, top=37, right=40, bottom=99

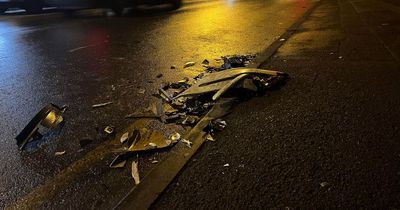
left=120, top=132, right=131, bottom=144
left=15, top=103, right=67, bottom=150
left=171, top=65, right=176, bottom=69
left=320, top=182, right=329, bottom=187
left=55, top=151, right=66, bottom=156
left=183, top=61, right=196, bottom=68
left=205, top=134, right=215, bottom=142
left=92, top=102, right=112, bottom=108
left=181, top=139, right=193, bottom=148
left=104, top=126, right=115, bottom=134
left=156, top=73, right=163, bottom=78
left=169, top=132, right=181, bottom=142
left=138, top=89, right=146, bottom=94
left=106, top=54, right=288, bottom=186
left=131, top=161, right=140, bottom=185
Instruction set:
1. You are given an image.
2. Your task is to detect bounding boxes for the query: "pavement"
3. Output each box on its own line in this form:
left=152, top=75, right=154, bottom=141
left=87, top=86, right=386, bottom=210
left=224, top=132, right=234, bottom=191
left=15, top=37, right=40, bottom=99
left=0, top=0, right=399, bottom=209
left=152, top=0, right=400, bottom=209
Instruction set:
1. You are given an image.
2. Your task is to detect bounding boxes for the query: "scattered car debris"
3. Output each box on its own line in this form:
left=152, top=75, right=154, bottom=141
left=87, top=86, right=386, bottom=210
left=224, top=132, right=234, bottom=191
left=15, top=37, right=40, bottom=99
left=171, top=65, right=176, bottom=69
left=156, top=73, right=163, bottom=78
left=138, top=89, right=146, bottom=94
left=169, top=132, right=181, bottom=142
left=104, top=126, right=115, bottom=134
left=120, top=132, right=131, bottom=144
left=183, top=61, right=196, bottom=68
left=55, top=151, right=66, bottom=156
left=205, top=134, right=215, bottom=142
left=92, top=102, right=112, bottom=108
left=181, top=139, right=193, bottom=148
left=209, top=119, right=227, bottom=131
left=279, top=38, right=286, bottom=42
left=15, top=103, right=67, bottom=150
left=131, top=161, right=140, bottom=185
left=104, top=55, right=288, bottom=182
left=79, top=139, right=94, bottom=148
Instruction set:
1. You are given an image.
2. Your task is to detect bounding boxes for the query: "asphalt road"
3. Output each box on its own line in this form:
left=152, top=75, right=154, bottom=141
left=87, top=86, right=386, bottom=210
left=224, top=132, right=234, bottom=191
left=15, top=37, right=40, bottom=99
left=0, top=0, right=317, bottom=209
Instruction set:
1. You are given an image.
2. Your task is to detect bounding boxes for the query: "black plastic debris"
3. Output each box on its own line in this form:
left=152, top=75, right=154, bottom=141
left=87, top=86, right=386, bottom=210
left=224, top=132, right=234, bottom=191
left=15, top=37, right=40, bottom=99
left=15, top=103, right=67, bottom=150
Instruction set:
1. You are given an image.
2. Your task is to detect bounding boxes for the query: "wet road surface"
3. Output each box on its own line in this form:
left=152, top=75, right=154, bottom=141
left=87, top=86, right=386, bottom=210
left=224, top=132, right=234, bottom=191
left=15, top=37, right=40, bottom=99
left=0, top=0, right=316, bottom=209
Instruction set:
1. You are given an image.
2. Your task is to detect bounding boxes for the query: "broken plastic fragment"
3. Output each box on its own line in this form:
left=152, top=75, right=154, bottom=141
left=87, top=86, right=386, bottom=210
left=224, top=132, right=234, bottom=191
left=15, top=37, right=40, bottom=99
left=223, top=163, right=229, bottom=167
left=169, top=132, right=181, bottom=142
left=120, top=132, right=130, bottom=144
left=181, top=139, right=193, bottom=148
left=104, top=126, right=115, bottom=134
left=183, top=61, right=196, bottom=68
left=156, top=73, right=163, bottom=78
left=171, top=65, right=176, bottom=69
left=55, top=151, right=66, bottom=156
left=92, top=102, right=112, bottom=108
left=131, top=161, right=140, bottom=185
left=138, top=89, right=146, bottom=94
left=151, top=160, right=159, bottom=164
left=15, top=103, right=67, bottom=150
left=205, top=134, right=215, bottom=142
left=202, top=59, right=209, bottom=65
left=210, top=119, right=227, bottom=131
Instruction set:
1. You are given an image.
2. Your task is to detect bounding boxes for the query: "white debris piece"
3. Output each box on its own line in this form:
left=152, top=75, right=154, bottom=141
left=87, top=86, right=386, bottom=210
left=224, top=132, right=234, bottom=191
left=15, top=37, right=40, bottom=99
left=120, top=132, right=130, bottom=143
left=92, top=102, right=112, bottom=108
left=55, top=151, right=66, bottom=156
left=183, top=61, right=196, bottom=68
left=223, top=163, right=230, bottom=167
left=181, top=139, right=193, bottom=148
left=131, top=161, right=140, bottom=185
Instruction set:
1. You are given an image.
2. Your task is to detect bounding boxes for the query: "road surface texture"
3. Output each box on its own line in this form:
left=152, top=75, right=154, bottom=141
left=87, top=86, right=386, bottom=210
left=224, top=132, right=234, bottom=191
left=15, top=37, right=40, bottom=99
left=153, top=0, right=400, bottom=209
left=0, top=0, right=318, bottom=209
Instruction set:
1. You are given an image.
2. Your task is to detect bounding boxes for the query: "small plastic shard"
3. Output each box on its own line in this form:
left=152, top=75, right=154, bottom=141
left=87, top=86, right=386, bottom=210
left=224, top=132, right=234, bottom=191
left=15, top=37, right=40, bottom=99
left=223, top=163, right=230, bottom=167
left=131, top=161, right=140, bottom=185
left=279, top=38, right=286, bottom=42
left=110, top=155, right=128, bottom=168
left=156, top=73, right=163, bottom=78
left=127, top=129, right=140, bottom=147
left=205, top=134, right=215, bottom=142
left=169, top=132, right=181, bottom=142
left=151, top=160, right=159, bottom=164
left=120, top=132, right=130, bottom=144
left=171, top=65, right=176, bottom=69
left=138, top=89, right=146, bottom=94
left=181, top=139, right=193, bottom=148
left=55, top=151, right=66, bottom=156
left=320, top=182, right=329, bottom=187
left=183, top=61, right=196, bottom=68
left=92, top=102, right=112, bottom=108
left=104, top=126, right=115, bottom=134
left=210, top=119, right=227, bottom=131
